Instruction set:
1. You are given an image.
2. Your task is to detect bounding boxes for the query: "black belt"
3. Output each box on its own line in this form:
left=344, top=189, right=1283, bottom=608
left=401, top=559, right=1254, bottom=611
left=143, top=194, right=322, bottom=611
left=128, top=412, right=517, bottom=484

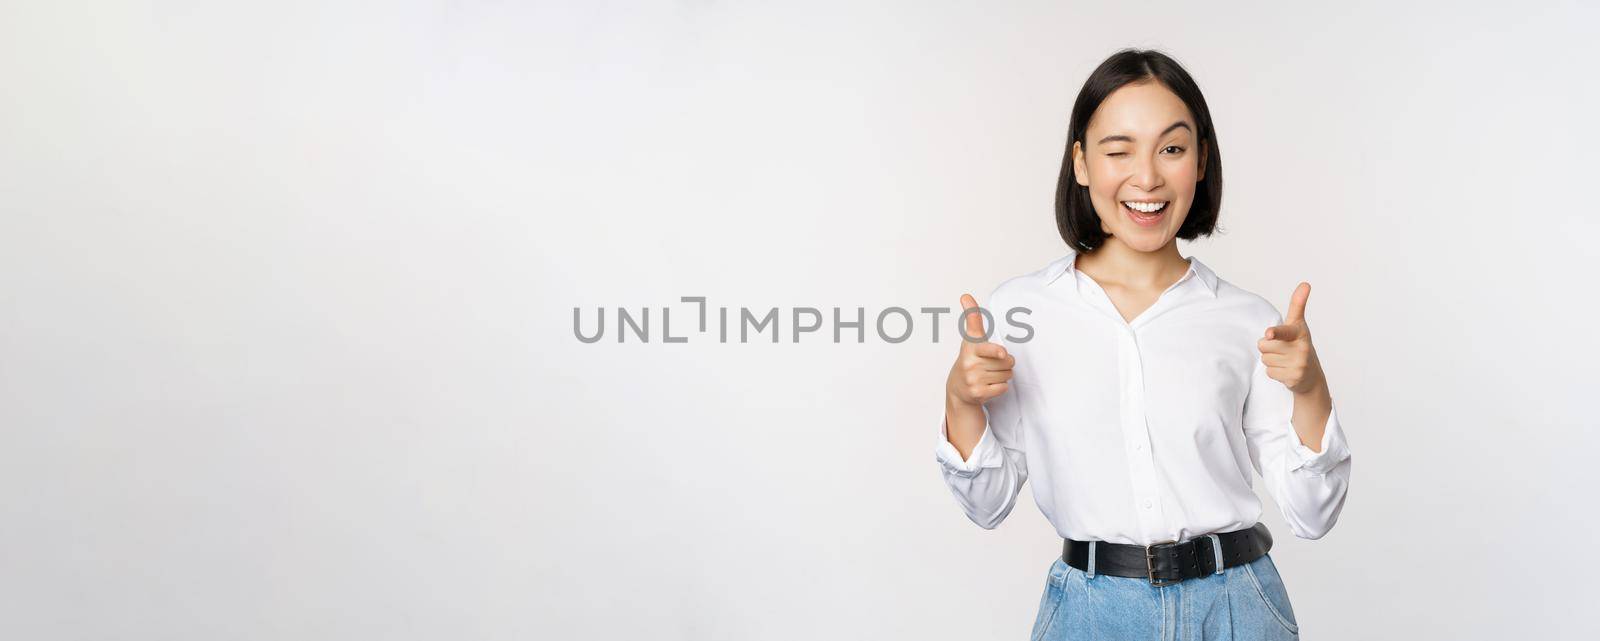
left=1061, top=522, right=1273, bottom=587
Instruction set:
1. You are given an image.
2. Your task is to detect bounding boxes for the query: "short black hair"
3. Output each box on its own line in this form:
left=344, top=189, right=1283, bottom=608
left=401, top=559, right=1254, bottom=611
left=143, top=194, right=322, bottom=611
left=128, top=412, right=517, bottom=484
left=1055, top=49, right=1223, bottom=252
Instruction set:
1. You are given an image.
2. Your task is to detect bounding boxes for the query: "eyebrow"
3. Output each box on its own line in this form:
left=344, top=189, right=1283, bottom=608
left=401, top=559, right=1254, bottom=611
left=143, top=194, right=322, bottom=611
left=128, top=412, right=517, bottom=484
left=1097, top=121, right=1192, bottom=145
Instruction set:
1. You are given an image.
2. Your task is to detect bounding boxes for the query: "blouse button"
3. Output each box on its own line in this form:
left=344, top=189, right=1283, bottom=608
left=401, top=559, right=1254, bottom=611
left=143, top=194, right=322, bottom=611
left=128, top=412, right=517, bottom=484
left=1143, top=500, right=1153, bottom=509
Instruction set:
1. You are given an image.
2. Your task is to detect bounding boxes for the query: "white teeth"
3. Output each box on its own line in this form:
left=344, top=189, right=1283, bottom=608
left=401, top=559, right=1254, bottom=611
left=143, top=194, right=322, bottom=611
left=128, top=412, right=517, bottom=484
left=1123, top=201, right=1168, bottom=214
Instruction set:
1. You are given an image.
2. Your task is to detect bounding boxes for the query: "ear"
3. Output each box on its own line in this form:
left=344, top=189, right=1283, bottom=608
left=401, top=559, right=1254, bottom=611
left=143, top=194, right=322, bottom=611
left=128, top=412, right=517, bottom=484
left=1072, top=141, right=1089, bottom=187
left=1196, top=141, right=1207, bottom=181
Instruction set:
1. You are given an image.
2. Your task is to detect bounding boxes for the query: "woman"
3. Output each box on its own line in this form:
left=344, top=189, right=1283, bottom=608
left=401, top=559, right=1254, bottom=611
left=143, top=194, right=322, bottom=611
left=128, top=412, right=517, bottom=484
left=935, top=49, right=1352, bottom=641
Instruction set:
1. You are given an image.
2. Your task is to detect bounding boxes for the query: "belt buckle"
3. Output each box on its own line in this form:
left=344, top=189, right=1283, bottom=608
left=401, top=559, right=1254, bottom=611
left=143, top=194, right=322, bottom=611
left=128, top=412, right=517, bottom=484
left=1144, top=539, right=1181, bottom=587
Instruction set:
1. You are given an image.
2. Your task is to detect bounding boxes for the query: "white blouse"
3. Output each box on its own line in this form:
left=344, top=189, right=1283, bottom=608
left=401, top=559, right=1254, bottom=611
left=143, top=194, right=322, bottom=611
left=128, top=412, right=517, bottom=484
left=935, top=250, right=1352, bottom=545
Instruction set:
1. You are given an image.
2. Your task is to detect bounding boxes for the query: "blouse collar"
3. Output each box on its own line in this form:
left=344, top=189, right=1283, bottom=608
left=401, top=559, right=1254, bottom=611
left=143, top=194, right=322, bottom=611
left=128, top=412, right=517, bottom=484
left=1042, top=248, right=1219, bottom=298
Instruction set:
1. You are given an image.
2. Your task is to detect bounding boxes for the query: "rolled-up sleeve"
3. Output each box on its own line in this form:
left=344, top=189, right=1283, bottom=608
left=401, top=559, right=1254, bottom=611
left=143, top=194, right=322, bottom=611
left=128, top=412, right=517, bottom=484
left=935, top=381, right=1029, bottom=530
left=1242, top=358, right=1353, bottom=540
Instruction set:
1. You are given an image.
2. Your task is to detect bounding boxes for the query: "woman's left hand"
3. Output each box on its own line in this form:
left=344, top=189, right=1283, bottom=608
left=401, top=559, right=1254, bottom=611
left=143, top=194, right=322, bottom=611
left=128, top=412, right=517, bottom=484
left=1257, top=282, right=1328, bottom=396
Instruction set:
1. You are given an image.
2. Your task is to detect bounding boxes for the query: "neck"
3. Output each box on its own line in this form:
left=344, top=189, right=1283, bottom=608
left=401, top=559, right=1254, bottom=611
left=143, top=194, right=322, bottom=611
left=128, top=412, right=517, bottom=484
left=1076, top=237, right=1189, bottom=290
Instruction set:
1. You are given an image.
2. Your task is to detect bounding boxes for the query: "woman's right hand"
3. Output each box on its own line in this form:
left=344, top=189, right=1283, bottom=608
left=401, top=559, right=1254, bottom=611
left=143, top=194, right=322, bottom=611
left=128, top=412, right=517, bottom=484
left=946, top=293, right=1015, bottom=407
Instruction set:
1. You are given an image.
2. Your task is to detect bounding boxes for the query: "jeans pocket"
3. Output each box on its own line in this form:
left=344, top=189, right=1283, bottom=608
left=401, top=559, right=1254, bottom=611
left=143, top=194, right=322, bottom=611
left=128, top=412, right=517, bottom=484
left=1029, top=559, right=1069, bottom=641
left=1242, top=554, right=1299, bottom=635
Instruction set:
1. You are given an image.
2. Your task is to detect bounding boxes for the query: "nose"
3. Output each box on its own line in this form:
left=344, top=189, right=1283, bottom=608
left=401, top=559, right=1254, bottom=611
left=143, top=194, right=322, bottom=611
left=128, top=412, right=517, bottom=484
left=1130, top=151, right=1164, bottom=192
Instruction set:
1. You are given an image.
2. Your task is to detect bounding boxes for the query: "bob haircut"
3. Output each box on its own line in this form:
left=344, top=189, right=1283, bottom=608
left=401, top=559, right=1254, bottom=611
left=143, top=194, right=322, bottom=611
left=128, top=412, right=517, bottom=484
left=1055, top=49, right=1223, bottom=252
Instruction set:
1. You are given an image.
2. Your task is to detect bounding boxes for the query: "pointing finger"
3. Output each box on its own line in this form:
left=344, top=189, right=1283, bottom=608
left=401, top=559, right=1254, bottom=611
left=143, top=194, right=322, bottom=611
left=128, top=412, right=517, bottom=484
left=1258, top=336, right=1294, bottom=354
left=1264, top=323, right=1303, bottom=342
left=974, top=342, right=1007, bottom=359
left=974, top=343, right=1014, bottom=367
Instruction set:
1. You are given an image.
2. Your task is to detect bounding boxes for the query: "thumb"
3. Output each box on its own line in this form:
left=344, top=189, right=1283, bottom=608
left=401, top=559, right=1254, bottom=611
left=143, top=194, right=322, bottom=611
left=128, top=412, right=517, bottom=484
left=1285, top=281, right=1311, bottom=324
left=959, top=293, right=986, bottom=343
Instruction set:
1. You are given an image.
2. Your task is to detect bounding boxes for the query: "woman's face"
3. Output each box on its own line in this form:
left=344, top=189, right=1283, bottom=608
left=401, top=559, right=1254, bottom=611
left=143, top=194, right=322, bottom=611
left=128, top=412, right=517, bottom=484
left=1072, top=80, right=1206, bottom=253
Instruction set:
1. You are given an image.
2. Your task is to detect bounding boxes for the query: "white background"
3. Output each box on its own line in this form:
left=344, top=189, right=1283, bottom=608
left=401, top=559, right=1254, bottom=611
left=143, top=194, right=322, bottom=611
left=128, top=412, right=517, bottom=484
left=3, top=1, right=1597, bottom=639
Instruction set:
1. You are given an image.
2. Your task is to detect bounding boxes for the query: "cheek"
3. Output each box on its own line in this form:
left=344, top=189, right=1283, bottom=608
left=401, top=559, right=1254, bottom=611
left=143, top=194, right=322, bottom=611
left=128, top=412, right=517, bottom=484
left=1167, top=160, right=1200, bottom=189
left=1087, top=159, right=1126, bottom=197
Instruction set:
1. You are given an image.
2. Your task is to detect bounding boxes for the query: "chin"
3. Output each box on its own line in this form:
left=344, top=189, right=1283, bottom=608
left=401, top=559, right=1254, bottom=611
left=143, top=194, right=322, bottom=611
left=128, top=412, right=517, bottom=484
left=1123, top=236, right=1173, bottom=253
left=1109, top=230, right=1175, bottom=253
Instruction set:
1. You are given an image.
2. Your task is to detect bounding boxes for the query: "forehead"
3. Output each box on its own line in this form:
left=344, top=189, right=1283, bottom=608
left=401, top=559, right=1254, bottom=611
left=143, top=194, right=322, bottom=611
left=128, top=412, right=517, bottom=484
left=1087, top=81, right=1194, bottom=139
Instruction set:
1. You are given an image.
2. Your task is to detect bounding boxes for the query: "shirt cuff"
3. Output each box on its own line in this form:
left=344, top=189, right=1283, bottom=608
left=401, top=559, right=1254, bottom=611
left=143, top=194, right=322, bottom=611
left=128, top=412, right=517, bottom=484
left=1287, top=402, right=1352, bottom=476
left=934, top=413, right=1004, bottom=478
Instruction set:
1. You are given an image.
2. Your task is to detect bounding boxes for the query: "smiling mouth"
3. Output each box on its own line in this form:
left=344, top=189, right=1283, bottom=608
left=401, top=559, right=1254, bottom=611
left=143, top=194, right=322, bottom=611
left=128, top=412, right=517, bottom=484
left=1121, top=200, right=1169, bottom=225
left=1121, top=200, right=1169, bottom=214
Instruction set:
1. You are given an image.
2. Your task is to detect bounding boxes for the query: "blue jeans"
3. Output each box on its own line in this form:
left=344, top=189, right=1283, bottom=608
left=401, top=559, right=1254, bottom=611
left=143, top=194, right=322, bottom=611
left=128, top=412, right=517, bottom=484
left=1029, top=552, right=1300, bottom=641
